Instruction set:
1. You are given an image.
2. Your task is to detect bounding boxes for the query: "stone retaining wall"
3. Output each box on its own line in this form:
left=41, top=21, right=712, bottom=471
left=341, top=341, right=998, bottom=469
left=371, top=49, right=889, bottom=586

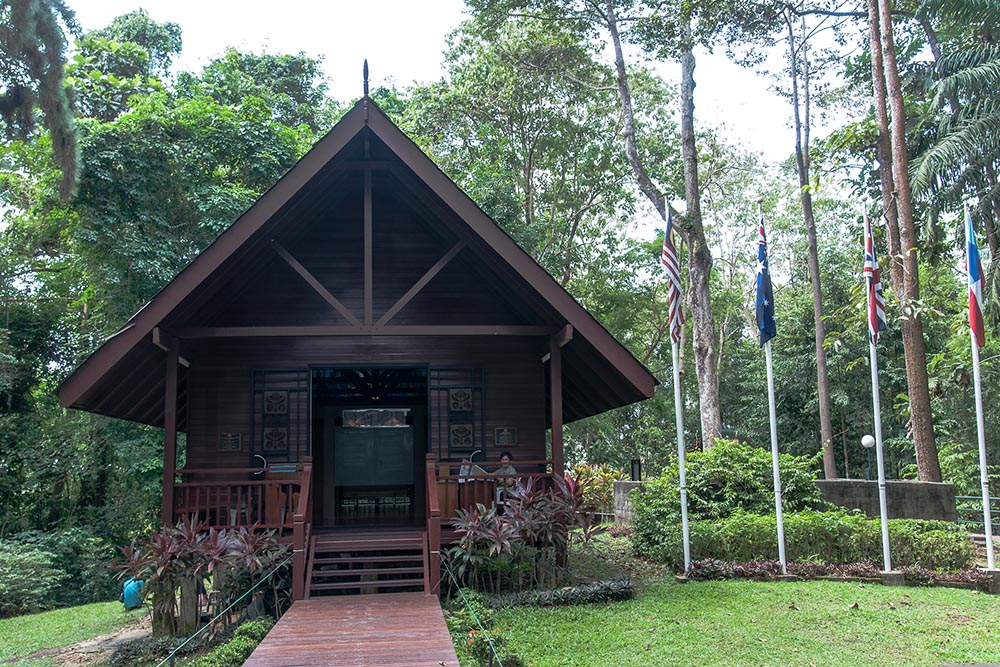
left=815, top=479, right=957, bottom=522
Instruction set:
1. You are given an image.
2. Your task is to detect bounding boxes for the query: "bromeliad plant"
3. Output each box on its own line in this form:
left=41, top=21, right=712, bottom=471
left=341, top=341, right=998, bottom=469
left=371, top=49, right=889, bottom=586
left=447, top=473, right=602, bottom=594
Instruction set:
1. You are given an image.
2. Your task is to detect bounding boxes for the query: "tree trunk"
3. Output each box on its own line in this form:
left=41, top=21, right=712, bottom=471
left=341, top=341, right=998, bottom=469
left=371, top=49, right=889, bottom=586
left=679, top=20, right=722, bottom=446
left=787, top=12, right=836, bottom=478
left=178, top=575, right=200, bottom=637
left=604, top=3, right=721, bottom=446
left=869, top=0, right=941, bottom=481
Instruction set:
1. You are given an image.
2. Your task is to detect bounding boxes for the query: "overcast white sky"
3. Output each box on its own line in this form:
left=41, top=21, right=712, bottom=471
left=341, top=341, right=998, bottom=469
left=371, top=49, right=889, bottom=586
left=68, top=0, right=799, bottom=165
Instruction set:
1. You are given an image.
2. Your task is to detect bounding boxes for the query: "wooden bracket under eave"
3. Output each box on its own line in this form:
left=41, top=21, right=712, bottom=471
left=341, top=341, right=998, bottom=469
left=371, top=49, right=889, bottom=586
left=541, top=324, right=573, bottom=362
left=152, top=327, right=190, bottom=367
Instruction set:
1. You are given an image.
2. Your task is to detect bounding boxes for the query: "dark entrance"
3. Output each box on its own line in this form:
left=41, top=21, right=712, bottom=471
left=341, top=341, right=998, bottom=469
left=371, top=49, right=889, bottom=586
left=311, top=367, right=428, bottom=527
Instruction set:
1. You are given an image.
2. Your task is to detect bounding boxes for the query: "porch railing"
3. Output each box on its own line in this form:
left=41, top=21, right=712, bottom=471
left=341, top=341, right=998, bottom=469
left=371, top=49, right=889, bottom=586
left=173, top=463, right=308, bottom=533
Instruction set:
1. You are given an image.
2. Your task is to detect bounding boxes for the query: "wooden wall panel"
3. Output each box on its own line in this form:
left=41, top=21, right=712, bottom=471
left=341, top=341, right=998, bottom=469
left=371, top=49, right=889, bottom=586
left=184, top=336, right=547, bottom=471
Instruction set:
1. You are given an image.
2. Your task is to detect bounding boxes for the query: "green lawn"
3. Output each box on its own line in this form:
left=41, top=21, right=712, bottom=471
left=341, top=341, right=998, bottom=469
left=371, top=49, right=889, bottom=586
left=492, top=579, right=1000, bottom=666
left=0, top=601, right=145, bottom=664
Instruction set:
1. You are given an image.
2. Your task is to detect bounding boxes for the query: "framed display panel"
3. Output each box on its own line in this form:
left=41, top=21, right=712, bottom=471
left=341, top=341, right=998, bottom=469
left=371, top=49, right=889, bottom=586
left=429, top=367, right=484, bottom=459
left=250, top=369, right=309, bottom=463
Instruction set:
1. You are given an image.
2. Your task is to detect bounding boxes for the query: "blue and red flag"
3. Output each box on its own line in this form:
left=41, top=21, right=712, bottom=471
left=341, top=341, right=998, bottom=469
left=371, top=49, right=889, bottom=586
left=662, top=210, right=685, bottom=344
left=756, top=214, right=776, bottom=346
left=863, top=211, right=888, bottom=344
left=967, top=208, right=986, bottom=348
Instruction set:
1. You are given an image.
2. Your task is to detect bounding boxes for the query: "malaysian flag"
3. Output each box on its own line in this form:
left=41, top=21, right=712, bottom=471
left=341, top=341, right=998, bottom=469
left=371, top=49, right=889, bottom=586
left=967, top=208, right=986, bottom=348
left=662, top=210, right=685, bottom=344
left=756, top=214, right=776, bottom=346
left=863, top=211, right=888, bottom=344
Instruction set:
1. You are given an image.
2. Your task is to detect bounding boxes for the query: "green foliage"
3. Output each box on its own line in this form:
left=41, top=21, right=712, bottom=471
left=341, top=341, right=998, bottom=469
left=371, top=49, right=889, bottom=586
left=630, top=439, right=823, bottom=548
left=486, top=578, right=634, bottom=609
left=4, top=527, right=119, bottom=607
left=186, top=618, right=275, bottom=667
left=569, top=462, right=625, bottom=513
left=0, top=541, right=69, bottom=617
left=634, top=509, right=974, bottom=572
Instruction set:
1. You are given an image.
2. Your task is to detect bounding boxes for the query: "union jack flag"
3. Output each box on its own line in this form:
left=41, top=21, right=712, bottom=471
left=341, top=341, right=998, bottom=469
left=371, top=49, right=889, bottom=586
left=863, top=211, right=887, bottom=344
left=967, top=208, right=986, bottom=348
left=662, top=210, right=685, bottom=344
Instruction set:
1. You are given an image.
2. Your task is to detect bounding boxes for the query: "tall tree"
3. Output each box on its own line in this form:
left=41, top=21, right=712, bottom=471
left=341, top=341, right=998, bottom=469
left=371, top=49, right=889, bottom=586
left=782, top=8, right=836, bottom=477
left=0, top=0, right=79, bottom=200
left=867, top=0, right=941, bottom=481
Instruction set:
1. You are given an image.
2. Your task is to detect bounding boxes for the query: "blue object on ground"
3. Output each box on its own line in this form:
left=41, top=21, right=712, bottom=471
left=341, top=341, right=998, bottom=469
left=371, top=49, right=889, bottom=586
left=122, top=577, right=144, bottom=610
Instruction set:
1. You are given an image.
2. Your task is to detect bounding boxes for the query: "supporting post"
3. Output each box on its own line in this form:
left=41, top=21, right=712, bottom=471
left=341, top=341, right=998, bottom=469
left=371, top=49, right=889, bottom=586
left=549, top=335, right=564, bottom=477
left=160, top=343, right=179, bottom=528
left=425, top=454, right=441, bottom=596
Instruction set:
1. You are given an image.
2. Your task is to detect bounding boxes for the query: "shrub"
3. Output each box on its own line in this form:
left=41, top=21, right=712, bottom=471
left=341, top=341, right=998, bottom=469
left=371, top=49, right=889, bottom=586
left=3, top=527, right=118, bottom=609
left=569, top=463, right=625, bottom=514
left=187, top=618, right=275, bottom=667
left=635, top=510, right=974, bottom=571
left=0, top=541, right=70, bottom=617
left=630, top=439, right=823, bottom=554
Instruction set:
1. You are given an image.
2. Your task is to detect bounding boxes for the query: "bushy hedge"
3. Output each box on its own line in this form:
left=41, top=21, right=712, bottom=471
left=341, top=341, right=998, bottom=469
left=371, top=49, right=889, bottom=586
left=632, top=440, right=824, bottom=528
left=186, top=618, right=275, bottom=667
left=6, top=527, right=119, bottom=605
left=0, top=542, right=70, bottom=617
left=634, top=509, right=974, bottom=572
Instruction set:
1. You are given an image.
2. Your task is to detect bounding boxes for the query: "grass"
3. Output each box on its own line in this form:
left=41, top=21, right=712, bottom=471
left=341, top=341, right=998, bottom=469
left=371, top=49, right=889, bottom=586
left=0, top=601, right=146, bottom=663
left=492, top=579, right=1000, bottom=666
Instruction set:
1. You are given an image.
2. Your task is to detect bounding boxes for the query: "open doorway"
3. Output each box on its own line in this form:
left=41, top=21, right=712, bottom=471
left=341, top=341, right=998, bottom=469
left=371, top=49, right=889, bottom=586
left=311, top=367, right=428, bottom=528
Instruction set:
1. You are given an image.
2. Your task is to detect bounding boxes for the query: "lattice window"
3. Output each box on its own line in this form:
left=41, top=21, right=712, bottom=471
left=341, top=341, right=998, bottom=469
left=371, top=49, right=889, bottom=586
left=429, top=367, right=484, bottom=460
left=251, top=369, right=309, bottom=463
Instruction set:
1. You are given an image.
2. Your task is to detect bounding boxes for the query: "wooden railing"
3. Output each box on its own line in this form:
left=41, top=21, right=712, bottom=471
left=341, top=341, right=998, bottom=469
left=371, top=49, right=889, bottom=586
left=173, top=464, right=307, bottom=533
left=433, top=459, right=554, bottom=523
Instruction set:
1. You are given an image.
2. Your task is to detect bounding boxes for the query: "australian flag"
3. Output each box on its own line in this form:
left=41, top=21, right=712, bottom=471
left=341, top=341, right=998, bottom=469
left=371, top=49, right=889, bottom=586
left=756, top=214, right=777, bottom=346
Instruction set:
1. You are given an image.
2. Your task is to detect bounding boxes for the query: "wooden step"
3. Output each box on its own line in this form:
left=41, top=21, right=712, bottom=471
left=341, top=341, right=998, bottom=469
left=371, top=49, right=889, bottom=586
left=313, top=554, right=423, bottom=565
left=310, top=579, right=424, bottom=592
left=312, top=566, right=425, bottom=578
left=313, top=539, right=423, bottom=552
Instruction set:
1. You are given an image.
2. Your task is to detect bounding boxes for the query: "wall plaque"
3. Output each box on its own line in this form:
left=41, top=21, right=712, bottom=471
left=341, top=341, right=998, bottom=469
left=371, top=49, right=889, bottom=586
left=494, top=427, right=517, bottom=446
left=218, top=432, right=242, bottom=451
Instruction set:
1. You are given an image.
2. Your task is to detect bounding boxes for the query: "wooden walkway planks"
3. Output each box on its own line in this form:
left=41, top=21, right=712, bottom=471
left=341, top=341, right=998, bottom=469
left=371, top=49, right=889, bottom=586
left=243, top=593, right=460, bottom=667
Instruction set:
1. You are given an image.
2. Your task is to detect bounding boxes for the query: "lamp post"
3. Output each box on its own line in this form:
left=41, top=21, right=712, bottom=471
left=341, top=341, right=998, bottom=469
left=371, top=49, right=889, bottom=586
left=861, top=434, right=874, bottom=480
left=863, top=433, right=893, bottom=572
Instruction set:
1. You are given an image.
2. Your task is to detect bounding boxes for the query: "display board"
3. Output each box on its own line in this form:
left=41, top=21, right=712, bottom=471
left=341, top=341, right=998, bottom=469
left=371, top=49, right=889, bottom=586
left=333, top=427, right=414, bottom=486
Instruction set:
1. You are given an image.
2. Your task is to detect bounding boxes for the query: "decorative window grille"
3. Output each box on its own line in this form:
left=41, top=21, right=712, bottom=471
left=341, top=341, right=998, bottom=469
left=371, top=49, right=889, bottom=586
left=429, top=367, right=484, bottom=460
left=251, top=369, right=309, bottom=463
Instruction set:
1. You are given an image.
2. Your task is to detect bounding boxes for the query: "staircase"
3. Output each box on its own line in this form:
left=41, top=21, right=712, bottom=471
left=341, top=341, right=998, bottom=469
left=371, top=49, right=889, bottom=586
left=305, top=529, right=429, bottom=597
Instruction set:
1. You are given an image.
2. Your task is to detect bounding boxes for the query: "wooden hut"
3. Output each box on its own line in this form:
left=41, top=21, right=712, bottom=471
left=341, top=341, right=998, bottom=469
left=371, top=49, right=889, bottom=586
left=57, top=96, right=656, bottom=598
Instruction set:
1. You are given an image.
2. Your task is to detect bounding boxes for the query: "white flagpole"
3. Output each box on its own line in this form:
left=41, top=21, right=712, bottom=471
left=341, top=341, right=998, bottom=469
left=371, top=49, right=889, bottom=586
left=868, top=339, right=893, bottom=572
left=971, top=334, right=995, bottom=569
left=672, top=341, right=692, bottom=573
left=967, top=207, right=996, bottom=570
left=764, top=339, right=787, bottom=573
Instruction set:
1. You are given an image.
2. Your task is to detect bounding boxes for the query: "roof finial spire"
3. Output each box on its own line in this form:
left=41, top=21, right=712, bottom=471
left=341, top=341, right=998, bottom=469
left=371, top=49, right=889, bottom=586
left=363, top=60, right=369, bottom=97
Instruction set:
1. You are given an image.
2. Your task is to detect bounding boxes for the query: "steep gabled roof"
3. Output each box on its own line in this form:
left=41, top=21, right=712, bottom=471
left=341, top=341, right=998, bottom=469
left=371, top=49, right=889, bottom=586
left=58, top=98, right=657, bottom=425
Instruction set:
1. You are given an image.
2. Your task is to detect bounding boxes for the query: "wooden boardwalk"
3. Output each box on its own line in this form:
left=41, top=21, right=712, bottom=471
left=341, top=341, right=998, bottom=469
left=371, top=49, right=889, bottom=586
left=243, top=593, right=460, bottom=667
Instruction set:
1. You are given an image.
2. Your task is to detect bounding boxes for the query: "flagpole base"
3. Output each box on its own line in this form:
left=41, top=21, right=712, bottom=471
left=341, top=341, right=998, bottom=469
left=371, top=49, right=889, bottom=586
left=880, top=571, right=905, bottom=587
left=978, top=568, right=1000, bottom=594
left=674, top=575, right=689, bottom=584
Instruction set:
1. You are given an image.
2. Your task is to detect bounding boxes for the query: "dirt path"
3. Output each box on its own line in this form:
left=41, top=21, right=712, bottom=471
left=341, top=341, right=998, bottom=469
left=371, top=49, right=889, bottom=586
left=7, top=615, right=151, bottom=667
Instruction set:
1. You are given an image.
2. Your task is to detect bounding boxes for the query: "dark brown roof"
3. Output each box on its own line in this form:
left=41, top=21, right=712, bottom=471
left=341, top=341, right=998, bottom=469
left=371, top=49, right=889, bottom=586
left=57, top=98, right=657, bottom=426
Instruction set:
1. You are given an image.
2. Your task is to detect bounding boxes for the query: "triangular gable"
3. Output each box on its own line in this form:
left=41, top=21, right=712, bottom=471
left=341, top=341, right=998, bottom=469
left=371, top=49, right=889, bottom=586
left=58, top=98, right=656, bottom=419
